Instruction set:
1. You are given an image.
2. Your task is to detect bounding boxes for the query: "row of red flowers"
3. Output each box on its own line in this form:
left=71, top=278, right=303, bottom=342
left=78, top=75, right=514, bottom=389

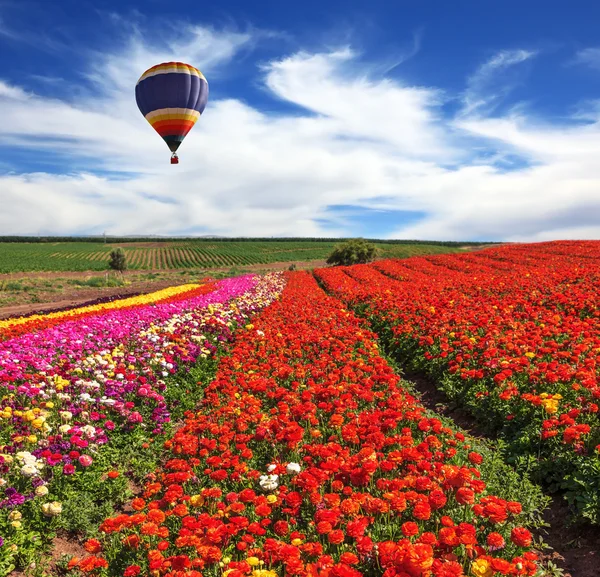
left=74, top=271, right=540, bottom=577
left=314, top=240, right=600, bottom=524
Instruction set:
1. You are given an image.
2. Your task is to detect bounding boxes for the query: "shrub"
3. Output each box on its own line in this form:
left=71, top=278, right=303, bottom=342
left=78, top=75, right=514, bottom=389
left=326, top=238, right=379, bottom=266
left=108, top=248, right=127, bottom=273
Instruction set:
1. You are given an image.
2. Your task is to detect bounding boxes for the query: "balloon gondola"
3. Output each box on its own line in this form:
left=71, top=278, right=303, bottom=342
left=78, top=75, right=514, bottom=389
left=135, top=62, right=208, bottom=164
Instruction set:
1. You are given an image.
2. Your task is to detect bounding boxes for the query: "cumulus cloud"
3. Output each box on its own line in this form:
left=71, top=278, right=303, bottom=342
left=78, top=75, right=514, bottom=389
left=0, top=22, right=599, bottom=241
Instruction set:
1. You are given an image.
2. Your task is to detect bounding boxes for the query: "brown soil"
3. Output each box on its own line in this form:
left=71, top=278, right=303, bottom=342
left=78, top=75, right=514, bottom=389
left=48, top=535, right=87, bottom=571
left=540, top=499, right=600, bottom=577
left=400, top=367, right=599, bottom=577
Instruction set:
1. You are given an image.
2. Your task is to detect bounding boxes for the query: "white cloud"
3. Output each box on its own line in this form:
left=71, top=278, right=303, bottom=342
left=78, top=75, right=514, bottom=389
left=0, top=79, right=30, bottom=99
left=461, top=49, right=537, bottom=118
left=0, top=25, right=600, bottom=241
left=573, top=47, right=600, bottom=71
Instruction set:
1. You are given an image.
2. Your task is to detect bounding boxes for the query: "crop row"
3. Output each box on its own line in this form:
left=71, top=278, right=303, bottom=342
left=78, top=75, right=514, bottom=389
left=314, top=240, right=600, bottom=524
left=0, top=242, right=466, bottom=273
left=74, top=271, right=545, bottom=577
left=0, top=274, right=285, bottom=572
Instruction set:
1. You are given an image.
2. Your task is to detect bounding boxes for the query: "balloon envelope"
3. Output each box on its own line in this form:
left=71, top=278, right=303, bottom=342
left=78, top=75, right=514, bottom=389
left=135, top=62, right=208, bottom=153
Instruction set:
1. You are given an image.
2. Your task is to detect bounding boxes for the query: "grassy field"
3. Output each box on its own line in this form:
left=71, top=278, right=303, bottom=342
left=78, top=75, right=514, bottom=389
left=0, top=239, right=480, bottom=273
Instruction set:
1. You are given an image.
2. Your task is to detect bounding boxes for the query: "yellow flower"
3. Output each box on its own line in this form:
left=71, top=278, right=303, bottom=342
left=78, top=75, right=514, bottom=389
left=31, top=418, right=45, bottom=429
left=0, top=284, right=202, bottom=330
left=247, top=557, right=261, bottom=567
left=266, top=495, right=277, bottom=504
left=291, top=538, right=303, bottom=546
left=41, top=502, right=62, bottom=517
left=27, top=435, right=37, bottom=443
left=525, top=352, right=535, bottom=358
left=35, top=485, right=49, bottom=497
left=11, top=521, right=22, bottom=529
left=189, top=495, right=204, bottom=507
left=471, top=558, right=493, bottom=577
left=541, top=398, right=559, bottom=414
left=245, top=324, right=254, bottom=330
left=251, top=571, right=277, bottom=577
left=8, top=511, right=22, bottom=521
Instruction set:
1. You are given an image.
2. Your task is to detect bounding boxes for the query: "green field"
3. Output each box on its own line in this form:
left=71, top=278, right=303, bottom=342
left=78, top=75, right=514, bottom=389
left=0, top=239, right=486, bottom=273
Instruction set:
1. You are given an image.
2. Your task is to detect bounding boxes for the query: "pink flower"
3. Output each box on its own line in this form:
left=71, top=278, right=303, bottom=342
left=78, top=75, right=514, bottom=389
left=63, top=464, right=76, bottom=475
left=128, top=411, right=143, bottom=424
left=79, top=455, right=93, bottom=467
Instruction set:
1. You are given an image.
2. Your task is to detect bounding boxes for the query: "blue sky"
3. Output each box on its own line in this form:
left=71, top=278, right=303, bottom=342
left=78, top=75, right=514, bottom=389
left=1, top=0, right=600, bottom=240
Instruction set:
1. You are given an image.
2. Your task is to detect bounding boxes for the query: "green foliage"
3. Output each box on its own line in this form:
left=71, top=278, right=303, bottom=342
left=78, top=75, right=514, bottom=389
left=326, top=238, right=380, bottom=266
left=0, top=240, right=469, bottom=273
left=108, top=248, right=127, bottom=272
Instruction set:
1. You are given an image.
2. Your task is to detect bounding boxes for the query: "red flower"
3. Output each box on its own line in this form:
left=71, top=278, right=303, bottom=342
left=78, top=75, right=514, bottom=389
left=486, top=532, right=505, bottom=550
left=511, top=527, right=532, bottom=548
left=402, top=522, right=419, bottom=537
left=328, top=530, right=345, bottom=545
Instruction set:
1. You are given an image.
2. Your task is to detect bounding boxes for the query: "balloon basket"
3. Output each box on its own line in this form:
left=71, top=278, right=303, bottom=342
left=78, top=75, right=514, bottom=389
left=171, top=153, right=179, bottom=165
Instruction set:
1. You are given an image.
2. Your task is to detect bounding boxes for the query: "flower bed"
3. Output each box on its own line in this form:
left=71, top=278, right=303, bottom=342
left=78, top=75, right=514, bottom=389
left=314, top=241, right=600, bottom=523
left=0, top=273, right=285, bottom=572
left=75, top=272, right=544, bottom=577
left=0, top=283, right=218, bottom=342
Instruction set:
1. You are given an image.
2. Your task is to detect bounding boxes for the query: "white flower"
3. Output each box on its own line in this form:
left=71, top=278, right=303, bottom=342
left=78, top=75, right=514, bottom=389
left=16, top=452, right=36, bottom=464
left=80, top=425, right=96, bottom=438
left=259, top=474, right=279, bottom=492
left=286, top=462, right=301, bottom=475
left=21, top=464, right=38, bottom=477
left=267, top=464, right=277, bottom=473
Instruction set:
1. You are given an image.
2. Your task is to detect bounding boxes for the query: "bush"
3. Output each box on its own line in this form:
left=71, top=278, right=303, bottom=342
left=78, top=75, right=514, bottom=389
left=326, top=238, right=380, bottom=266
left=108, top=248, right=127, bottom=273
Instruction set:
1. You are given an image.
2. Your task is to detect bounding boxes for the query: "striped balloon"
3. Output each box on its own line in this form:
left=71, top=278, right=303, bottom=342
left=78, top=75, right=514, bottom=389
left=135, top=62, right=208, bottom=157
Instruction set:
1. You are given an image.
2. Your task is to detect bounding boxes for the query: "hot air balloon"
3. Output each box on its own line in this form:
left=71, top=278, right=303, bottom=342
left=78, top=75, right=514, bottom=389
left=135, top=62, right=208, bottom=164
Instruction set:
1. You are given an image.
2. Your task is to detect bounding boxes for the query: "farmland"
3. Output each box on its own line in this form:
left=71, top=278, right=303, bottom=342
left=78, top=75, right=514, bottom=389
left=0, top=239, right=482, bottom=273
left=0, top=240, right=598, bottom=577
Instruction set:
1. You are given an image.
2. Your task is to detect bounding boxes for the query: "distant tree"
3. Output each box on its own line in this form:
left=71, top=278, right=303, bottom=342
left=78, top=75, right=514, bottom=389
left=326, top=238, right=380, bottom=266
left=108, top=248, right=127, bottom=274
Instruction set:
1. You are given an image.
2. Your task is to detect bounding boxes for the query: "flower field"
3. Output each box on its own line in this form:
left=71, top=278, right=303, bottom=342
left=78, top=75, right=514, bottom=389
left=0, top=273, right=285, bottom=574
left=314, top=241, right=600, bottom=524
left=68, top=272, right=549, bottom=577
left=2, top=241, right=597, bottom=576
